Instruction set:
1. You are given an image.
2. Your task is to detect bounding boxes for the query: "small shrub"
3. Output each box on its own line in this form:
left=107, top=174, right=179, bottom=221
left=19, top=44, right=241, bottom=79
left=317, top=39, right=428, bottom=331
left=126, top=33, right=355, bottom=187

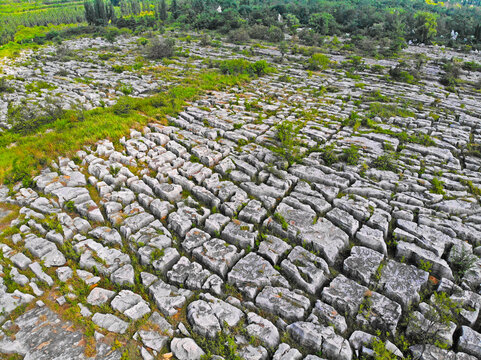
left=341, top=145, right=360, bottom=165
left=273, top=213, right=289, bottom=231
left=218, top=59, right=274, bottom=77
left=430, top=177, right=445, bottom=195
left=267, top=26, right=284, bottom=43
left=4, top=158, right=32, bottom=185
left=98, top=53, right=114, bottom=60
left=200, top=34, right=211, bottom=46
left=227, top=28, right=250, bottom=44
left=440, top=59, right=462, bottom=87
left=271, top=120, right=303, bottom=165
left=307, top=53, right=330, bottom=71
left=118, top=83, right=133, bottom=95
left=8, top=97, right=65, bottom=135
left=0, top=77, right=14, bottom=93
left=320, top=143, right=338, bottom=165
left=65, top=201, right=76, bottom=212
left=111, top=65, right=127, bottom=73
left=112, top=97, right=138, bottom=116
left=371, top=153, right=398, bottom=172
left=389, top=62, right=417, bottom=84
left=450, top=246, right=477, bottom=283
left=248, top=24, right=268, bottom=40
left=145, top=37, right=175, bottom=59
left=371, top=337, right=397, bottom=360
left=369, top=103, right=415, bottom=118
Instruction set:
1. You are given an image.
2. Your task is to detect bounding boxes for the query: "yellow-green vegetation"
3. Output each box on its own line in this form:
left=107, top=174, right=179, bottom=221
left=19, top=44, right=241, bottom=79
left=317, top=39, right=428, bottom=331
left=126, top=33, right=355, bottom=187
left=0, top=0, right=84, bottom=46
left=0, top=70, right=251, bottom=184
left=13, top=24, right=79, bottom=44
left=368, top=102, right=415, bottom=119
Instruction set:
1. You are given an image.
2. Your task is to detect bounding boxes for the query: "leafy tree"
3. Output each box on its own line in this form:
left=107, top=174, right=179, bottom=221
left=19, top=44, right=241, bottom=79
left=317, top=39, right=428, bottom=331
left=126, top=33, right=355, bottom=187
left=159, top=0, right=167, bottom=21
left=285, top=13, right=300, bottom=32
left=267, top=26, right=284, bottom=42
left=171, top=0, right=179, bottom=19
left=414, top=11, right=438, bottom=44
left=309, top=12, right=335, bottom=35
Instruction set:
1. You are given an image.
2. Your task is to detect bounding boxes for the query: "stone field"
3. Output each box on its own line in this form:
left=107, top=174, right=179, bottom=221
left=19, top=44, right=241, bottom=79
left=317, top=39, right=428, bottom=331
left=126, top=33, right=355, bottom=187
left=0, top=34, right=480, bottom=359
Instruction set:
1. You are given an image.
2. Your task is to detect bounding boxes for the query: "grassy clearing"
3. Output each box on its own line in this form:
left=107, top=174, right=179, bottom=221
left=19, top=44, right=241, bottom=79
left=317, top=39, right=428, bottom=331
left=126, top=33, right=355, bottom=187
left=0, top=70, right=251, bottom=184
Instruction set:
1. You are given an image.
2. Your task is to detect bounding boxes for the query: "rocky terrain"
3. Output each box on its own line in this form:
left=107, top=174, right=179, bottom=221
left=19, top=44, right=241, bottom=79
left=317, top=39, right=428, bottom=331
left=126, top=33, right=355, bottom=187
left=0, top=34, right=480, bottom=359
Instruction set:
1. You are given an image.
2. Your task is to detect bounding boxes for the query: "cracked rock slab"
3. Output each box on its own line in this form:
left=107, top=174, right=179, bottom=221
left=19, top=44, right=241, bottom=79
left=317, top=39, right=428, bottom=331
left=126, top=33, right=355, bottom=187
left=227, top=252, right=290, bottom=300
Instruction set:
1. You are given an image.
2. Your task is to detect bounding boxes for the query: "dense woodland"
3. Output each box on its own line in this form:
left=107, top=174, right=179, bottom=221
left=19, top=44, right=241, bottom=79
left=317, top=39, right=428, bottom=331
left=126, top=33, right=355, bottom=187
left=1, top=0, right=481, bottom=54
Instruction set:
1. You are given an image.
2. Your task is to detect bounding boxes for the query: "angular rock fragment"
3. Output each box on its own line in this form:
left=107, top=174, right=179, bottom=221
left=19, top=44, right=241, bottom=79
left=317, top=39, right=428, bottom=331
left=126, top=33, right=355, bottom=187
left=280, top=246, right=329, bottom=295
left=228, top=252, right=289, bottom=299
left=255, top=286, right=310, bottom=322
left=287, top=322, right=352, bottom=360
left=192, top=238, right=243, bottom=278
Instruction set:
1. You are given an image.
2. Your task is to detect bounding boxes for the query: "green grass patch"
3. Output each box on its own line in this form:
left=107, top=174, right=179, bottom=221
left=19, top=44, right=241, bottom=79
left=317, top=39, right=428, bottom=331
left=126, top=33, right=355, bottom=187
left=0, top=70, right=251, bottom=184
left=369, top=102, right=415, bottom=118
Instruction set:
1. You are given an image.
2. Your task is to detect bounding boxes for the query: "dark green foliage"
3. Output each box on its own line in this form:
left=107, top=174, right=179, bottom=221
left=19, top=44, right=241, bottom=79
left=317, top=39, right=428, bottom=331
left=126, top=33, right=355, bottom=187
left=8, top=98, right=65, bottom=135
left=450, top=246, right=477, bottom=283
left=440, top=59, right=462, bottom=87
left=218, top=59, right=274, bottom=77
left=227, top=28, right=250, bottom=44
left=320, top=143, right=338, bottom=166
left=4, top=158, right=34, bottom=185
left=0, top=77, right=14, bottom=93
left=84, top=0, right=115, bottom=26
left=159, top=0, right=167, bottom=21
left=389, top=62, right=417, bottom=84
left=145, top=37, right=175, bottom=59
left=248, top=25, right=283, bottom=42
left=271, top=120, right=303, bottom=165
left=463, top=61, right=481, bottom=72
left=371, top=153, right=398, bottom=172
left=430, top=177, right=445, bottom=195
left=112, top=96, right=135, bottom=115
left=309, top=12, right=336, bottom=35
left=341, top=145, right=360, bottom=165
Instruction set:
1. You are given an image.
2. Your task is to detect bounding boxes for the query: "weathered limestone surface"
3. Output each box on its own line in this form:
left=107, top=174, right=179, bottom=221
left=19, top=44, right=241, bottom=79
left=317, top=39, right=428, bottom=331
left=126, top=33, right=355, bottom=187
left=1, top=34, right=481, bottom=360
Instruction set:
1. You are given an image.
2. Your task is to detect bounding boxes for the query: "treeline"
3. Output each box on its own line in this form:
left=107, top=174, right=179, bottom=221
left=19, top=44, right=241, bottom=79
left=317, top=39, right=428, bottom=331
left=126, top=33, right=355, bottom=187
left=2, top=0, right=481, bottom=51
left=84, top=0, right=481, bottom=48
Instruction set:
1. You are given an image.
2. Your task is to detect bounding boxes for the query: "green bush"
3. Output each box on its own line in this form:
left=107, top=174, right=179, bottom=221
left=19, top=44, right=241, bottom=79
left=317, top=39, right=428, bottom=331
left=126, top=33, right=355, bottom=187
left=267, top=26, right=284, bottom=42
left=145, top=37, right=175, bottom=59
left=462, top=61, right=481, bottom=72
left=218, top=59, right=274, bottom=77
left=369, top=103, right=415, bottom=118
left=440, top=59, right=462, bottom=87
left=320, top=143, right=338, bottom=165
left=450, top=246, right=477, bottom=283
left=271, top=120, right=303, bottom=165
left=371, top=153, right=398, bottom=172
left=0, top=77, right=14, bottom=93
left=227, top=28, right=250, bottom=44
left=307, top=53, right=330, bottom=71
left=4, top=158, right=33, bottom=185
left=341, top=145, right=360, bottom=165
left=248, top=24, right=268, bottom=40
left=389, top=62, right=417, bottom=84
left=8, top=97, right=65, bottom=135
left=113, top=97, right=134, bottom=116
left=430, top=177, right=445, bottom=195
